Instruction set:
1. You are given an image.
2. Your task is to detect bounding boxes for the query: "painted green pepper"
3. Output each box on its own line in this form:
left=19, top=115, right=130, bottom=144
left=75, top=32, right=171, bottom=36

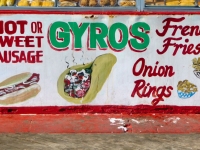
left=57, top=53, right=117, bottom=104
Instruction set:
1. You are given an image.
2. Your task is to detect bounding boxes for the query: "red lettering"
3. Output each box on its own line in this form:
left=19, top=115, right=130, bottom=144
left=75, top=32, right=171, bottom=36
left=151, top=98, right=164, bottom=106
left=190, top=26, right=200, bottom=36
left=131, top=79, right=145, bottom=98
left=181, top=25, right=190, bottom=36
left=24, top=36, right=34, bottom=47
left=0, top=50, right=43, bottom=63
left=14, top=36, right=24, bottom=47
left=35, top=36, right=44, bottom=47
left=164, top=66, right=174, bottom=77
left=5, top=21, right=17, bottom=35
left=157, top=17, right=200, bottom=38
left=19, top=51, right=26, bottom=62
left=0, top=21, right=3, bottom=34
left=35, top=51, right=43, bottom=62
left=156, top=17, right=185, bottom=37
left=195, top=43, right=200, bottom=55
left=37, top=22, right=42, bottom=33
left=2, top=51, right=11, bottom=63
left=0, top=36, right=14, bottom=47
left=31, top=22, right=37, bottom=33
left=0, top=20, right=27, bottom=34
left=186, top=44, right=195, bottom=54
left=12, top=51, right=19, bottom=63
left=16, top=20, right=27, bottom=34
left=165, top=86, right=173, bottom=97
left=132, top=58, right=144, bottom=76
left=131, top=79, right=173, bottom=106
left=0, top=36, right=43, bottom=48
left=157, top=37, right=181, bottom=55
left=161, top=37, right=200, bottom=56
left=133, top=58, right=175, bottom=77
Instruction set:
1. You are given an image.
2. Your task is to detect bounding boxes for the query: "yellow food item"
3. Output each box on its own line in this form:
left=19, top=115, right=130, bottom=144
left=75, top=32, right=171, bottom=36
left=166, top=0, right=179, bottom=5
left=89, top=0, right=97, bottom=6
left=177, top=80, right=197, bottom=93
left=192, top=57, right=200, bottom=71
left=99, top=0, right=109, bottom=6
left=166, top=1, right=179, bottom=3
left=59, top=0, right=78, bottom=2
left=79, top=0, right=88, bottom=6
left=145, top=0, right=164, bottom=5
left=166, top=3, right=179, bottom=6
left=179, top=3, right=194, bottom=6
left=42, top=0, right=54, bottom=7
left=179, top=2, right=194, bottom=5
left=166, top=0, right=179, bottom=1
left=120, top=1, right=135, bottom=6
left=60, top=1, right=76, bottom=6
left=180, top=0, right=194, bottom=2
left=18, top=0, right=29, bottom=6
left=31, top=0, right=41, bottom=6
left=110, top=0, right=116, bottom=5
left=7, top=0, right=15, bottom=6
left=0, top=0, right=7, bottom=6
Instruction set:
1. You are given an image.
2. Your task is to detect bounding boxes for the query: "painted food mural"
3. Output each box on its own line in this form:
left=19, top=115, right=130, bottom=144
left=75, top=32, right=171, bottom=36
left=0, top=72, right=41, bottom=105
left=57, top=53, right=117, bottom=104
left=193, top=57, right=200, bottom=79
left=177, top=80, right=197, bottom=99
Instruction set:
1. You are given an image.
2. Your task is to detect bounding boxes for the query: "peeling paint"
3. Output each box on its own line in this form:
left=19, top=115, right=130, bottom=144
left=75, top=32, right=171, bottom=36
left=118, top=126, right=128, bottom=132
left=109, top=15, right=115, bottom=18
left=108, top=118, right=128, bottom=132
left=109, top=118, right=125, bottom=125
left=85, top=15, right=98, bottom=19
left=131, top=119, right=155, bottom=124
left=164, top=117, right=180, bottom=124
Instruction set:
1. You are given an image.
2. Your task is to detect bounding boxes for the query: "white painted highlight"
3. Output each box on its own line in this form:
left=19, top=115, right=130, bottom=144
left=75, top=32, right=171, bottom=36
left=118, top=126, right=128, bottom=132
left=109, top=118, right=125, bottom=125
left=164, top=117, right=180, bottom=124
left=131, top=119, right=155, bottom=124
left=109, top=118, right=127, bottom=131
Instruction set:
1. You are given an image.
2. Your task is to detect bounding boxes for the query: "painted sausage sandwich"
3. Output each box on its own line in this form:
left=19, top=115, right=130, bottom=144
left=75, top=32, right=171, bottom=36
left=0, top=72, right=41, bottom=105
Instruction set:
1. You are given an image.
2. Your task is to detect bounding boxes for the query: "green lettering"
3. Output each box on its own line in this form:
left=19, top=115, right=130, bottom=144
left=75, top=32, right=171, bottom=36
left=129, top=22, right=150, bottom=50
left=90, top=23, right=108, bottom=49
left=49, top=21, right=70, bottom=49
left=69, top=22, right=89, bottom=49
left=108, top=23, right=128, bottom=50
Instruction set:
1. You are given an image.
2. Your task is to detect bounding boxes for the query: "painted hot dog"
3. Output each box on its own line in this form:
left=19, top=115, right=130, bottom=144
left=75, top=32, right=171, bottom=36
left=0, top=72, right=41, bottom=105
left=57, top=53, right=117, bottom=104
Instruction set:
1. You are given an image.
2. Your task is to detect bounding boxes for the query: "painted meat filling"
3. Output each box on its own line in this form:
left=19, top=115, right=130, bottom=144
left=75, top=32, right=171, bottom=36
left=64, top=68, right=92, bottom=98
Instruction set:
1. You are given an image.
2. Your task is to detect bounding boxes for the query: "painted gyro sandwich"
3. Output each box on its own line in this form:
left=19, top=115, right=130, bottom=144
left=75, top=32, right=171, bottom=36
left=0, top=72, right=41, bottom=105
left=57, top=53, right=117, bottom=104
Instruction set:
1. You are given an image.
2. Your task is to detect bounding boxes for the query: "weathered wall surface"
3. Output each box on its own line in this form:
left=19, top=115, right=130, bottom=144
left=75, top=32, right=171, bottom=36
left=0, top=11, right=200, bottom=132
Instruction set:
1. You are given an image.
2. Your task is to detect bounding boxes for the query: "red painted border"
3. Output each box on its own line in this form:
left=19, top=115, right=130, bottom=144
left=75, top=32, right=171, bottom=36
left=0, top=114, right=200, bottom=133
left=1, top=10, right=200, bottom=15
left=1, top=105, right=200, bottom=114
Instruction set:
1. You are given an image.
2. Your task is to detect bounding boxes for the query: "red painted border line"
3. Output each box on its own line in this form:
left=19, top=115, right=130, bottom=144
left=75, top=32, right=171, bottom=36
left=0, top=114, right=200, bottom=133
left=1, top=10, right=200, bottom=15
left=1, top=105, right=200, bottom=114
